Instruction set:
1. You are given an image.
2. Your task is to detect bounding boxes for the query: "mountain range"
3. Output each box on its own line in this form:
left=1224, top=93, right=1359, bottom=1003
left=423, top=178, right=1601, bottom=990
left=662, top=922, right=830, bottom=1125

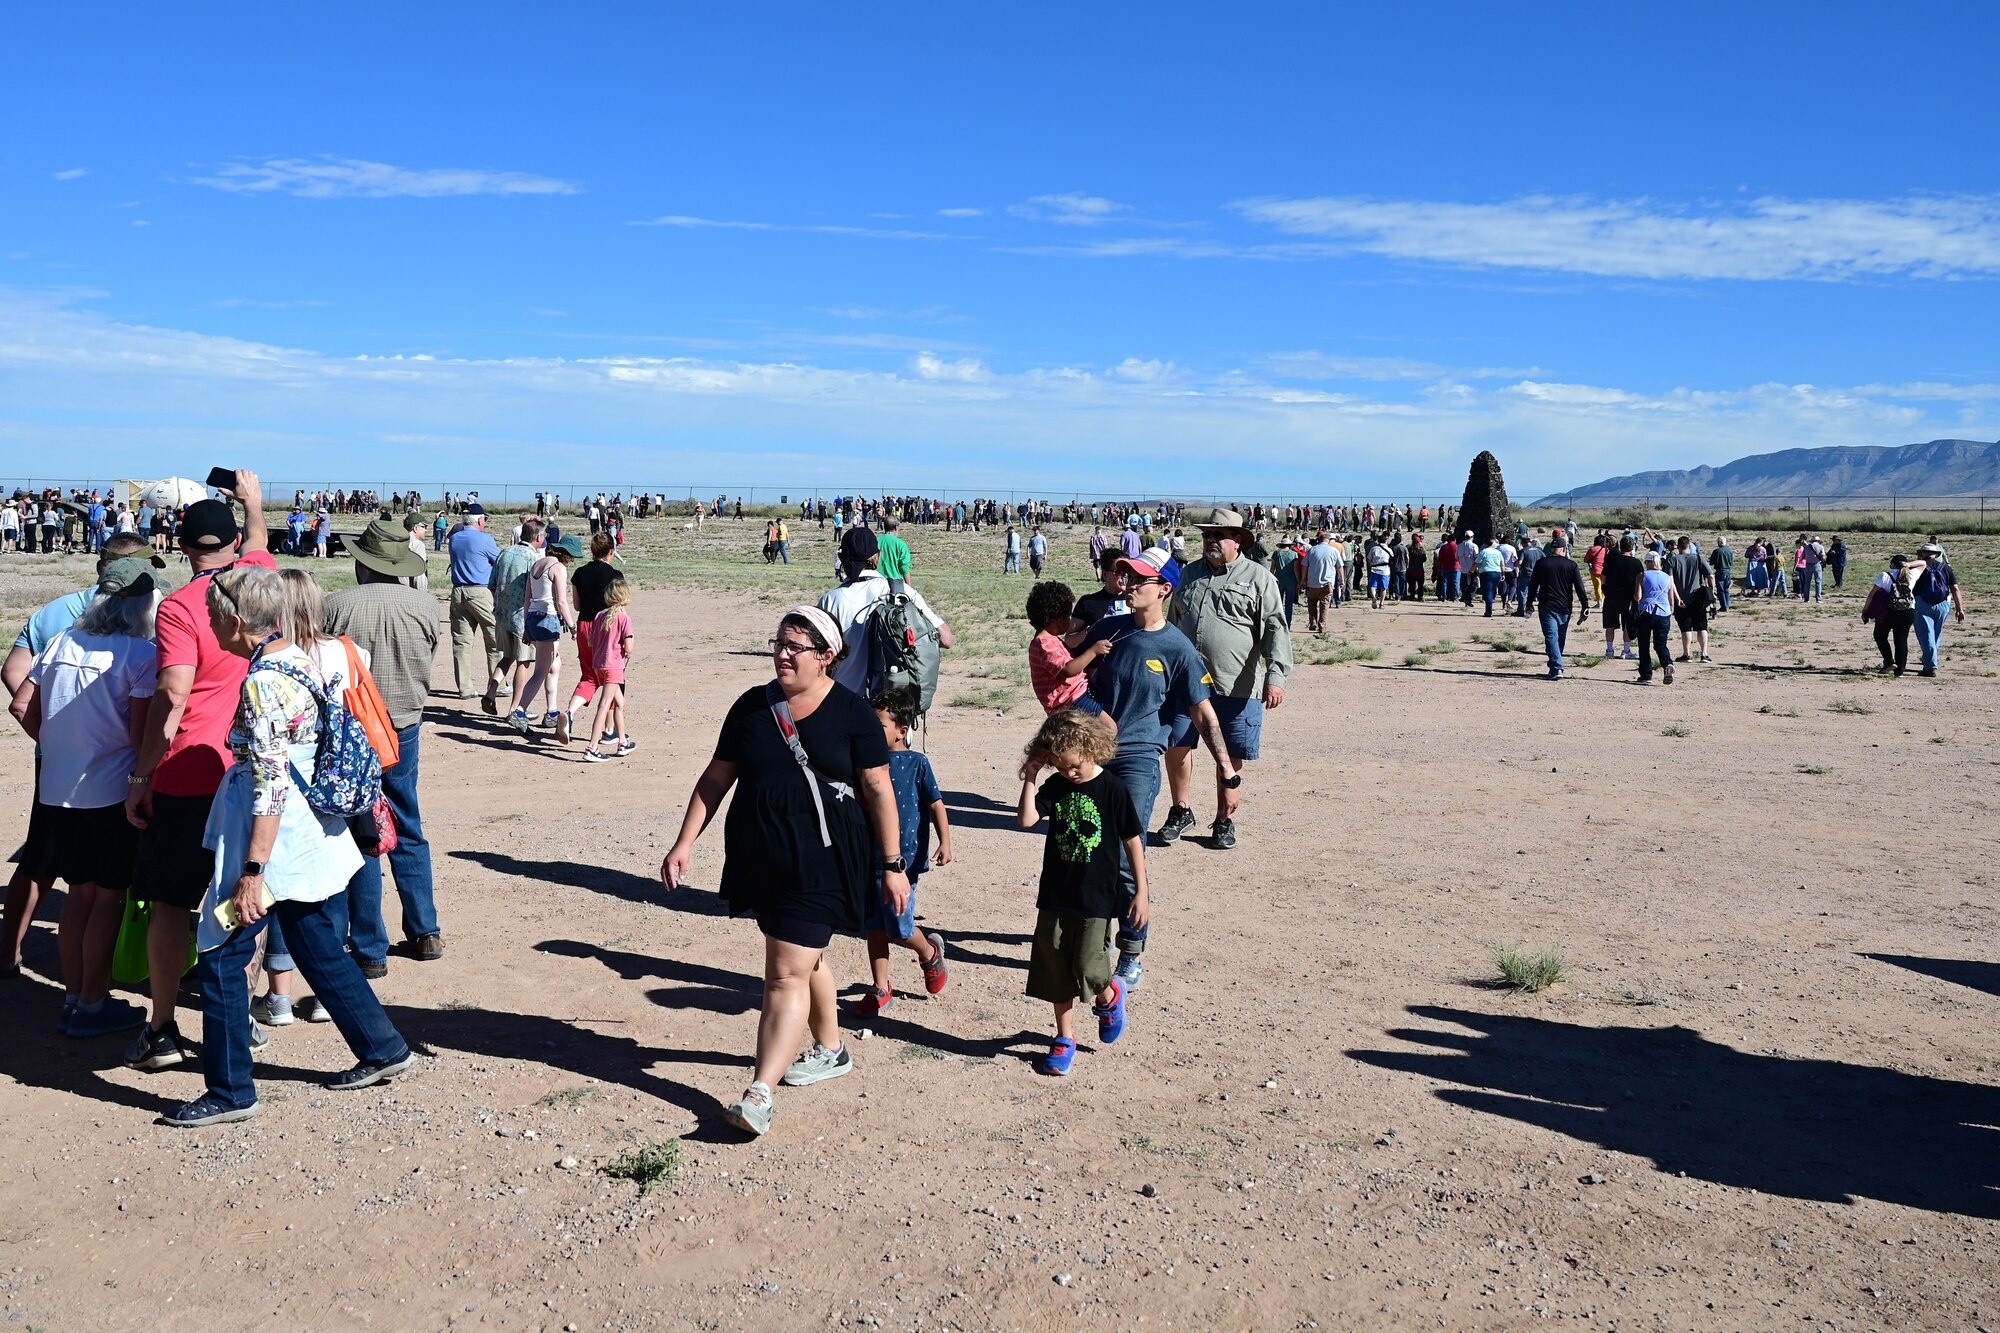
left=1535, top=438, right=2000, bottom=505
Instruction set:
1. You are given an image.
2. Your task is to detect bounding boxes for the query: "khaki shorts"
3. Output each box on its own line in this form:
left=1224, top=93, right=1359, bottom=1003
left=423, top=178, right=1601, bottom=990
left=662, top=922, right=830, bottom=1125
left=495, top=619, right=534, bottom=665
left=1025, top=910, right=1115, bottom=1005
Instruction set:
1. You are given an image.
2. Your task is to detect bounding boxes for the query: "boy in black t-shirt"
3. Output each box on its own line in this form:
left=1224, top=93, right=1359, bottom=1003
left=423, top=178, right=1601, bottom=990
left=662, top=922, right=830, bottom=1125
left=1015, top=710, right=1149, bottom=1077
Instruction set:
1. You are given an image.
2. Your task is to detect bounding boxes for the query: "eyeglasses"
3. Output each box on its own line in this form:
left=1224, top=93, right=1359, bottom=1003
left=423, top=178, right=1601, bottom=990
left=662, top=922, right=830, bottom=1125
left=1117, top=572, right=1165, bottom=587
left=769, top=638, right=819, bottom=657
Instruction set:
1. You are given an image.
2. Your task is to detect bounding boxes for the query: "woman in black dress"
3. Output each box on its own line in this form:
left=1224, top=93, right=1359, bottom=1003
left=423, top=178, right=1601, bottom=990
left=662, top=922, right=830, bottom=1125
left=662, top=605, right=910, bottom=1137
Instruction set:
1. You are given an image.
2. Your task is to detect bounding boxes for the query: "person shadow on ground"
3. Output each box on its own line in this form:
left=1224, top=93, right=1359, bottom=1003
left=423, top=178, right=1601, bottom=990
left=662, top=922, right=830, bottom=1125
left=1350, top=1004, right=2000, bottom=1220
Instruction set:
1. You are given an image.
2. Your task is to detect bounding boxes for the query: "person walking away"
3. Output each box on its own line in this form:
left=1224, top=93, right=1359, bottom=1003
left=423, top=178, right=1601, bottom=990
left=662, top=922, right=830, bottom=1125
left=816, top=527, right=953, bottom=698
left=1028, top=526, right=1047, bottom=577
left=1299, top=532, right=1338, bottom=634
left=1015, top=709, right=1144, bottom=1076
left=561, top=531, right=623, bottom=749
left=1667, top=536, right=1714, bottom=664
left=1798, top=536, right=1825, bottom=603
left=1908, top=541, right=1967, bottom=677
left=1475, top=540, right=1504, bottom=616
left=580, top=576, right=637, bottom=762
left=1827, top=536, right=1848, bottom=589
left=1159, top=509, right=1291, bottom=852
left=1513, top=537, right=1542, bottom=616
left=1708, top=536, right=1735, bottom=613
left=1864, top=554, right=1917, bottom=676
left=484, top=516, right=542, bottom=716
left=511, top=535, right=580, bottom=734
left=850, top=687, right=950, bottom=1017
left=1585, top=535, right=1608, bottom=603
left=1004, top=525, right=1021, bottom=575
left=1600, top=535, right=1643, bottom=660
left=446, top=504, right=501, bottom=700
left=123, top=475, right=273, bottom=1073
left=1435, top=533, right=1461, bottom=604
left=8, top=557, right=158, bottom=1037
left=324, top=519, right=443, bottom=972
left=165, top=564, right=413, bottom=1127
left=1405, top=534, right=1427, bottom=602
left=877, top=518, right=912, bottom=581
left=1633, top=552, right=1681, bottom=685
left=1523, top=536, right=1589, bottom=680
left=1363, top=534, right=1393, bottom=609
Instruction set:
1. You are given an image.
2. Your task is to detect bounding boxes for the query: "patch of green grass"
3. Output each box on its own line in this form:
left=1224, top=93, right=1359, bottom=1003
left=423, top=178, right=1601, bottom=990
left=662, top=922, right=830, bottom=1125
left=1402, top=652, right=1431, bottom=667
left=1660, top=722, right=1692, bottom=738
left=1418, top=638, right=1460, bottom=655
left=600, top=1139, right=683, bottom=1196
left=1494, top=654, right=1526, bottom=670
left=439, top=998, right=477, bottom=1011
left=947, top=684, right=1016, bottom=711
left=1300, top=639, right=1381, bottom=665
left=1757, top=704, right=1800, bottom=718
left=896, top=1042, right=949, bottom=1061
left=1827, top=698, right=1873, bottom=715
left=1794, top=763, right=1832, bottom=775
left=536, top=1086, right=596, bottom=1108
left=1120, top=1132, right=1211, bottom=1164
left=1615, top=987, right=1665, bottom=1007
left=1493, top=942, right=1568, bottom=993
left=1570, top=653, right=1603, bottom=668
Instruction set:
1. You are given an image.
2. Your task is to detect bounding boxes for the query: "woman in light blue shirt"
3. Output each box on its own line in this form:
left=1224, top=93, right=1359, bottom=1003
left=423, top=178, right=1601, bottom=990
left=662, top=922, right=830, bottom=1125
left=1634, top=552, right=1683, bottom=685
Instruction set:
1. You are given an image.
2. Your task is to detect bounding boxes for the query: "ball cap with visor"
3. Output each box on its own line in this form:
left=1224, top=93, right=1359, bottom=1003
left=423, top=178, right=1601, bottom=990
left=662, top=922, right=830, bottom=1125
left=179, top=498, right=240, bottom=551
left=96, top=556, right=157, bottom=599
left=839, top=525, right=880, bottom=563
left=1114, top=546, right=1181, bottom=591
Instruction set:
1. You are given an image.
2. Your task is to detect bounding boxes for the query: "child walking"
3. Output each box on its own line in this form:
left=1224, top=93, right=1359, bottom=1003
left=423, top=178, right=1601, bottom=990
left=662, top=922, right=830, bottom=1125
left=851, top=687, right=951, bottom=1016
left=1016, top=709, right=1147, bottom=1076
left=580, top=576, right=636, bottom=763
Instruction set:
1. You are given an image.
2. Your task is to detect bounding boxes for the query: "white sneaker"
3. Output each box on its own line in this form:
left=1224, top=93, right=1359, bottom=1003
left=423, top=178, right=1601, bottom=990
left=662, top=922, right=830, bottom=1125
left=725, top=1082, right=774, bottom=1136
left=250, top=994, right=295, bottom=1026
left=781, top=1042, right=853, bottom=1087
left=296, top=996, right=335, bottom=1024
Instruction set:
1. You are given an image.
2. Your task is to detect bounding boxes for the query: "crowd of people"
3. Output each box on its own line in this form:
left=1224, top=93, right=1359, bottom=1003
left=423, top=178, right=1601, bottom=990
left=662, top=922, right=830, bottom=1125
left=1, top=474, right=1973, bottom=1139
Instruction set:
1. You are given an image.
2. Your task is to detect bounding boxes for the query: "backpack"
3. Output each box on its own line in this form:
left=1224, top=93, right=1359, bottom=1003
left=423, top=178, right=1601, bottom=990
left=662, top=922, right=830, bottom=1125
left=255, top=657, right=385, bottom=819
left=863, top=579, right=944, bottom=715
left=1915, top=560, right=1952, bottom=603
left=1889, top=570, right=1917, bottom=612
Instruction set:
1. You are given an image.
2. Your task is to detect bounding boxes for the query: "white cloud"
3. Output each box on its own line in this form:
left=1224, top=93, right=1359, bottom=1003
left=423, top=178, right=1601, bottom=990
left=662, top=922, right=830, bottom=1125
left=1232, top=192, right=2000, bottom=282
left=936, top=207, right=985, bottom=218
left=1264, top=352, right=1539, bottom=382
left=0, top=288, right=1992, bottom=495
left=1008, top=193, right=1132, bottom=226
left=817, top=305, right=963, bottom=324
left=191, top=157, right=578, bottom=199
left=53, top=168, right=87, bottom=181
left=632, top=215, right=948, bottom=241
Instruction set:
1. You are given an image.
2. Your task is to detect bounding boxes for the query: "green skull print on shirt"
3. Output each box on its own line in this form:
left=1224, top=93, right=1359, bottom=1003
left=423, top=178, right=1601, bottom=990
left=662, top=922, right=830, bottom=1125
left=1053, top=790, right=1105, bottom=862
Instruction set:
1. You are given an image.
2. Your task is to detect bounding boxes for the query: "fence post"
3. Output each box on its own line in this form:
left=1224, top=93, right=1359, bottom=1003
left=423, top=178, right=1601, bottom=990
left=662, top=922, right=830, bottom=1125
left=1982, top=497, right=1988, bottom=534
left=1805, top=495, right=1811, bottom=526
left=1892, top=494, right=1898, bottom=529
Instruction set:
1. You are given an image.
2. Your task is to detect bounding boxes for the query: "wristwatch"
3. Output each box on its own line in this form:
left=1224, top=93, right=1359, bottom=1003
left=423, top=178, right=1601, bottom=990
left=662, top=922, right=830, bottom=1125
left=1220, top=772, right=1243, bottom=790
left=882, top=856, right=908, bottom=875
left=243, top=860, right=266, bottom=877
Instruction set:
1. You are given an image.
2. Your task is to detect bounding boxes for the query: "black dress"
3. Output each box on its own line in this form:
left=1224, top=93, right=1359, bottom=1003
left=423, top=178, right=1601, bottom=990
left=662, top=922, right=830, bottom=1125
left=713, top=682, right=889, bottom=932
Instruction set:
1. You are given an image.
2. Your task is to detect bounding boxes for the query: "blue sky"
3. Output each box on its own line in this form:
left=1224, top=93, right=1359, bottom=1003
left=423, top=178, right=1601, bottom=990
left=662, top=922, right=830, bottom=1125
left=4, top=3, right=1997, bottom=499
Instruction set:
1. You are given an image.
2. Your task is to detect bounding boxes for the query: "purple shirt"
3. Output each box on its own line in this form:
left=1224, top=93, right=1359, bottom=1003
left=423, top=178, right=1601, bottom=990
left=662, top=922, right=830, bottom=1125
left=1120, top=529, right=1143, bottom=559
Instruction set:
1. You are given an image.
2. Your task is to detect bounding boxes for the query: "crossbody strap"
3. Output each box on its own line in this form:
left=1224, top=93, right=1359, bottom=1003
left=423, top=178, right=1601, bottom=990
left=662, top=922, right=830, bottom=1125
left=765, top=681, right=854, bottom=849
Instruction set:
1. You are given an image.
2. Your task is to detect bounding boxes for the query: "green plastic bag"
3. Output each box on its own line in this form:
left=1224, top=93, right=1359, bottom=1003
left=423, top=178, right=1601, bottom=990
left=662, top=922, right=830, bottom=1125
left=110, top=897, right=196, bottom=985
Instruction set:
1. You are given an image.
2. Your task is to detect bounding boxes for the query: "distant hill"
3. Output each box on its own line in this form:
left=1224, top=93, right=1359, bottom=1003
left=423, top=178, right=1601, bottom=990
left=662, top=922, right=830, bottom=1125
left=1536, top=439, right=2000, bottom=505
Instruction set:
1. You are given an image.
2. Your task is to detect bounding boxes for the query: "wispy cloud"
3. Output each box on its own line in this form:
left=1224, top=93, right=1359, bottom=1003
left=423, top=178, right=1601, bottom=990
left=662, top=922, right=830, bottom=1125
left=1008, top=193, right=1132, bottom=226
left=1232, top=193, right=2000, bottom=282
left=817, top=305, right=964, bottom=324
left=1263, top=352, right=1539, bottom=382
left=936, top=207, right=985, bottom=218
left=631, top=215, right=949, bottom=241
left=191, top=157, right=578, bottom=199
left=911, top=352, right=990, bottom=382
left=53, top=168, right=87, bottom=181
left=215, top=297, right=330, bottom=310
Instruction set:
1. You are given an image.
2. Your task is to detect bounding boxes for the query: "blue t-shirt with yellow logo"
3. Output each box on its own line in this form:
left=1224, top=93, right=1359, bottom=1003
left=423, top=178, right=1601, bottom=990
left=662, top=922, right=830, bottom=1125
left=1078, top=616, right=1212, bottom=758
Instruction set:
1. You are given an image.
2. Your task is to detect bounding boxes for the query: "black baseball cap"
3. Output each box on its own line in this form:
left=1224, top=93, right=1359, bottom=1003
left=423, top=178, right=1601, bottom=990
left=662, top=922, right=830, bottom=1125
left=840, top=526, right=879, bottom=562
left=180, top=499, right=239, bottom=550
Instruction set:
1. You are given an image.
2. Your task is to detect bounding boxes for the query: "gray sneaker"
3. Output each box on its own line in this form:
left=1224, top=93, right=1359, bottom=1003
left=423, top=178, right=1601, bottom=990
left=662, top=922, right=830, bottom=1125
left=725, top=1082, right=774, bottom=1136
left=1211, top=818, right=1237, bottom=850
left=250, top=994, right=294, bottom=1026
left=1156, top=804, right=1197, bottom=845
left=780, top=1042, right=853, bottom=1087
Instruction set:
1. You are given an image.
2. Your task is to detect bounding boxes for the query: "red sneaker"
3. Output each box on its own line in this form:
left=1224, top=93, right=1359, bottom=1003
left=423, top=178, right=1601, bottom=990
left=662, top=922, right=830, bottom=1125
left=850, top=984, right=893, bottom=1018
left=919, top=932, right=948, bottom=995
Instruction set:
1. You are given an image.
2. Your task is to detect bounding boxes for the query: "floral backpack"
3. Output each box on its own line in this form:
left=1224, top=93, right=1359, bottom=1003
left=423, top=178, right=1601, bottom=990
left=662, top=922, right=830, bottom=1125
left=255, top=656, right=385, bottom=819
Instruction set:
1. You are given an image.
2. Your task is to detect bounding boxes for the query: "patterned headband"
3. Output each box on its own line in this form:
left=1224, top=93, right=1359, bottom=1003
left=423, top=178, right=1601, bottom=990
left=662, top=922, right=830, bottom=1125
left=780, top=605, right=844, bottom=654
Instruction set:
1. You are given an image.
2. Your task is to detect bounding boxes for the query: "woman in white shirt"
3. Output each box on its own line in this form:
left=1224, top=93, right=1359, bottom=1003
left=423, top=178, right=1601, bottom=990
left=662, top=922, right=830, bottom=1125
left=511, top=535, right=579, bottom=735
left=7, top=557, right=159, bottom=1038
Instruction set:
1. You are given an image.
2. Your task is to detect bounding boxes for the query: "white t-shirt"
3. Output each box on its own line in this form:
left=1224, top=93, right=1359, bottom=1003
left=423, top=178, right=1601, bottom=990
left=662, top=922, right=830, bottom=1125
left=29, top=628, right=158, bottom=808
left=816, top=570, right=945, bottom=695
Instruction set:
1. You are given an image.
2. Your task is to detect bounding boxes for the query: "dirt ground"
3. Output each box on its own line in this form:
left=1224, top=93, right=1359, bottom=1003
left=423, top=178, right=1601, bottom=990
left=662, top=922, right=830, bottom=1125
left=1, top=522, right=1996, bottom=1332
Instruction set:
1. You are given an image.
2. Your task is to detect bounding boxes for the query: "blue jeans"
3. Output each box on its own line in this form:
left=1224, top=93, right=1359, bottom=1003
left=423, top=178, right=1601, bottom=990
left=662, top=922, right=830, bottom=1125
left=1106, top=749, right=1163, bottom=956
left=1004, top=552, right=1019, bottom=573
left=1480, top=572, right=1501, bottom=614
left=1914, top=598, right=1949, bottom=671
left=1440, top=570, right=1460, bottom=602
left=198, top=895, right=409, bottom=1108
left=1715, top=577, right=1731, bottom=612
left=776, top=540, right=789, bottom=564
left=340, top=723, right=436, bottom=963
left=1538, top=609, right=1571, bottom=675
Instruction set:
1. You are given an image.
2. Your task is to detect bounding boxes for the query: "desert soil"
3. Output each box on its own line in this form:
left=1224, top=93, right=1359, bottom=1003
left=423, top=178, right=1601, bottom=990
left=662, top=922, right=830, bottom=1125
left=1, top=520, right=1996, bottom=1332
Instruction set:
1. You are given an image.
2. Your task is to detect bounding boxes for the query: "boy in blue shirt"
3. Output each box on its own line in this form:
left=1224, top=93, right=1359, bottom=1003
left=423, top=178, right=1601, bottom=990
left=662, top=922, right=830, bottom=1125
left=852, top=687, right=952, bottom=1017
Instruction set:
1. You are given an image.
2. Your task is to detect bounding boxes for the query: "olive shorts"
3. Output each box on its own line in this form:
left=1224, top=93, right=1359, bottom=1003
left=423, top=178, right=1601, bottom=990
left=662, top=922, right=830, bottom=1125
left=1025, top=910, right=1115, bottom=1005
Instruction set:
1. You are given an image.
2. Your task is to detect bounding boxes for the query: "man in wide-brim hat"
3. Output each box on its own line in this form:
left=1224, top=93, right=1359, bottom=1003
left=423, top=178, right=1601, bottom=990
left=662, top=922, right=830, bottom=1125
left=345, top=518, right=426, bottom=580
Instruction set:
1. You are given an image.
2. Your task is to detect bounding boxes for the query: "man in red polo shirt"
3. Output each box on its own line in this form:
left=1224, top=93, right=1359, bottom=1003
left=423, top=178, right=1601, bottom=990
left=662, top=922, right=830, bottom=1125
left=123, top=471, right=272, bottom=1072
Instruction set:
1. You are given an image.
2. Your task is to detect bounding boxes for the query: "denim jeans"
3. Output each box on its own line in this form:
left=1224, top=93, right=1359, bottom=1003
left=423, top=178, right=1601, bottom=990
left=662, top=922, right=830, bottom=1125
left=1715, top=577, right=1731, bottom=612
left=198, top=895, right=409, bottom=1108
left=1106, top=749, right=1163, bottom=956
left=776, top=540, right=789, bottom=564
left=1913, top=598, right=1949, bottom=671
left=1440, top=570, right=1460, bottom=602
left=340, top=723, right=437, bottom=963
left=1538, top=609, right=1571, bottom=675
left=1480, top=572, right=1501, bottom=614
left=1635, top=611, right=1672, bottom=680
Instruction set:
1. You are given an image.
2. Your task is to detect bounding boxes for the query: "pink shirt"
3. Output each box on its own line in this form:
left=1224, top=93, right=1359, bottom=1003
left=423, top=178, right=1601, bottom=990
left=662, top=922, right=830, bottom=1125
left=1028, top=630, right=1088, bottom=714
left=592, top=609, right=633, bottom=675
left=152, top=549, right=278, bottom=797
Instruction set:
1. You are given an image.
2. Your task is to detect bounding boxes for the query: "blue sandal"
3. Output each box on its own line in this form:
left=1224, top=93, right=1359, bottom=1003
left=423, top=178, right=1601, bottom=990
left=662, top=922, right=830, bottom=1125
left=1093, top=978, right=1127, bottom=1044
left=1035, top=1036, right=1076, bottom=1076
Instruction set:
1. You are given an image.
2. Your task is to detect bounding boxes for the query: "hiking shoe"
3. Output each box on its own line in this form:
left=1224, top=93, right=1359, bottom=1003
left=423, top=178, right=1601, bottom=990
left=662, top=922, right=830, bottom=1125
left=327, top=1051, right=415, bottom=1090
left=540, top=711, right=565, bottom=730
left=849, top=984, right=893, bottom=1018
left=781, top=1042, right=853, bottom=1087
left=296, top=996, right=335, bottom=1023
left=1920, top=667, right=1937, bottom=678
left=1035, top=1037, right=1077, bottom=1077
left=67, top=998, right=146, bottom=1039
left=920, top=933, right=948, bottom=995
left=57, top=999, right=77, bottom=1034
left=507, top=710, right=532, bottom=734
left=161, top=1094, right=261, bottom=1129
left=250, top=994, right=295, bottom=1026
left=1094, top=978, right=1128, bottom=1045
left=1156, top=804, right=1197, bottom=845
left=1211, top=818, right=1237, bottom=850
left=581, top=748, right=610, bottom=763
left=412, top=933, right=445, bottom=962
left=126, top=1023, right=190, bottom=1071
left=726, top=1082, right=774, bottom=1136
left=1676, top=653, right=1691, bottom=663
left=1113, top=953, right=1144, bottom=993
left=553, top=710, right=572, bottom=745
left=480, top=694, right=498, bottom=716
left=1663, top=664, right=1675, bottom=685
left=358, top=959, right=388, bottom=981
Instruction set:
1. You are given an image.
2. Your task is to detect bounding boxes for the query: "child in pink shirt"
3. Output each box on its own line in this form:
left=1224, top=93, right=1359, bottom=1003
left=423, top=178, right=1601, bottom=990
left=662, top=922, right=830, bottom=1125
left=1026, top=581, right=1089, bottom=714
left=582, top=578, right=635, bottom=763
